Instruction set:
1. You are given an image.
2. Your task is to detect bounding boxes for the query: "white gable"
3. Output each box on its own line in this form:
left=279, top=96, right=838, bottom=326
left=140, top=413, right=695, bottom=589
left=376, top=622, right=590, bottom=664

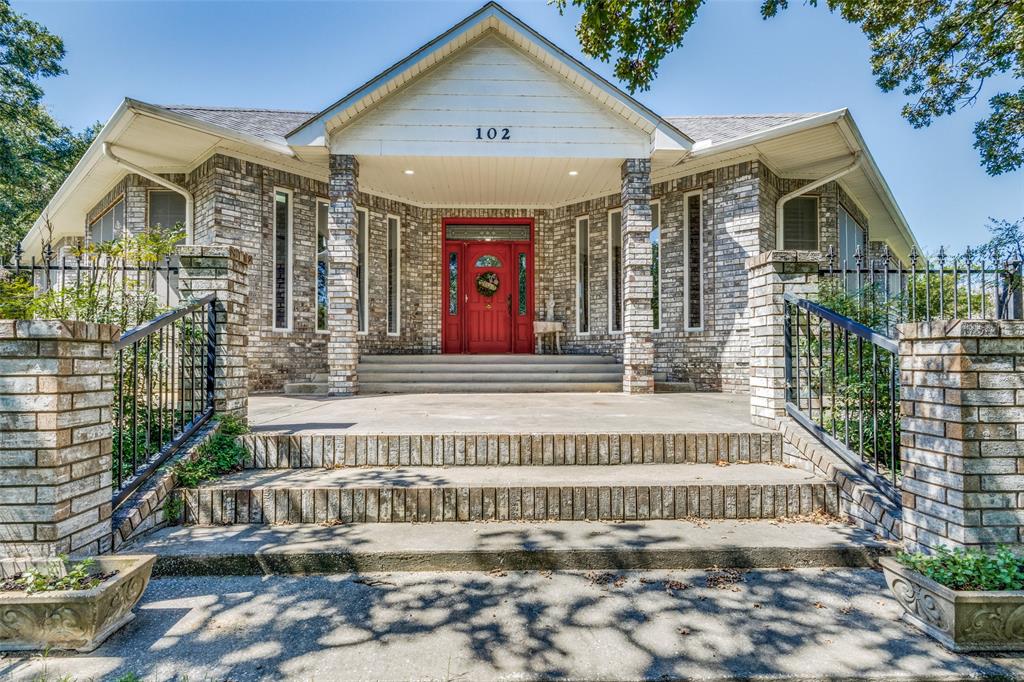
left=329, top=34, right=652, bottom=159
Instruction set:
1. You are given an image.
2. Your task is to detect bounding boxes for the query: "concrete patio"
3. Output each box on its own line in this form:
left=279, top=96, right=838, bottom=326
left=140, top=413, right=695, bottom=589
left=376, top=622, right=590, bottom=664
left=248, top=392, right=761, bottom=435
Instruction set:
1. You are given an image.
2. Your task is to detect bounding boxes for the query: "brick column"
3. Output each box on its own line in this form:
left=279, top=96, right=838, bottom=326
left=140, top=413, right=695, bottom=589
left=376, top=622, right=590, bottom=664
left=898, top=320, right=1024, bottom=553
left=327, top=155, right=360, bottom=395
left=178, top=245, right=251, bottom=418
left=620, top=158, right=654, bottom=394
left=746, top=251, right=820, bottom=428
left=0, top=320, right=118, bottom=557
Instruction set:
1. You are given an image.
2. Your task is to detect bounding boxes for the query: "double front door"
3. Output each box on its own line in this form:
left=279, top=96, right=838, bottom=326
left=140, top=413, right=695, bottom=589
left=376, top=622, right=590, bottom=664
left=443, top=223, right=534, bottom=354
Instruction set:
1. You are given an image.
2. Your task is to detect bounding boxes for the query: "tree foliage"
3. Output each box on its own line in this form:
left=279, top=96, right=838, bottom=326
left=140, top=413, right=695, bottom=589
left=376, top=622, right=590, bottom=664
left=556, top=0, right=1024, bottom=175
left=0, top=0, right=98, bottom=260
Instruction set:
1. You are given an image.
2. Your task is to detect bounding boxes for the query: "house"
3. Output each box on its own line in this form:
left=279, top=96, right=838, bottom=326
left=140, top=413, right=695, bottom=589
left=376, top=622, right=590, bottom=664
left=20, top=2, right=918, bottom=397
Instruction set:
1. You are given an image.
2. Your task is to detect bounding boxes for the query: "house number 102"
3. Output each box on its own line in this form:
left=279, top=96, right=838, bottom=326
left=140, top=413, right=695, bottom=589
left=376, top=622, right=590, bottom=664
left=476, top=127, right=511, bottom=140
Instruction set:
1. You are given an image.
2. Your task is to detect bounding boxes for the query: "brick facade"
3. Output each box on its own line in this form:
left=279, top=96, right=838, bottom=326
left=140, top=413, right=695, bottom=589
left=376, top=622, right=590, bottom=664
left=898, top=320, right=1024, bottom=552
left=81, top=152, right=868, bottom=394
left=0, top=321, right=118, bottom=557
left=620, top=159, right=655, bottom=393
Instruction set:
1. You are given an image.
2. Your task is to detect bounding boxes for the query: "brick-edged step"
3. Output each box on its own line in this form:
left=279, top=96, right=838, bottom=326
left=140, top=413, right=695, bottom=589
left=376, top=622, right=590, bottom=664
left=239, top=432, right=783, bottom=468
left=360, top=354, right=618, bottom=365
left=359, top=381, right=624, bottom=393
left=136, top=520, right=887, bottom=575
left=180, top=463, right=838, bottom=525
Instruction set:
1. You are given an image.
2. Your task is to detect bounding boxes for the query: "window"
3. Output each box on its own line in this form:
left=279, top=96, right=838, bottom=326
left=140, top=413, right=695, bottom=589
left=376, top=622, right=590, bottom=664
left=448, top=252, right=458, bottom=316
left=316, top=200, right=329, bottom=332
left=650, top=201, right=661, bottom=331
left=838, top=205, right=865, bottom=266
left=608, top=210, right=622, bottom=333
left=475, top=254, right=502, bottom=267
left=89, top=199, right=125, bottom=244
left=386, top=215, right=400, bottom=335
left=273, top=189, right=292, bottom=330
left=518, top=252, right=528, bottom=316
left=781, top=196, right=819, bottom=250
left=684, top=192, right=703, bottom=330
left=148, top=190, right=186, bottom=230
left=356, top=208, right=368, bottom=333
left=576, top=217, right=590, bottom=334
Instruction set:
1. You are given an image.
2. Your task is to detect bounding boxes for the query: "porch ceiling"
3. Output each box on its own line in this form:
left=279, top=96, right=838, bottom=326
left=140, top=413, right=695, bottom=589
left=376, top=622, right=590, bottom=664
left=357, top=155, right=626, bottom=207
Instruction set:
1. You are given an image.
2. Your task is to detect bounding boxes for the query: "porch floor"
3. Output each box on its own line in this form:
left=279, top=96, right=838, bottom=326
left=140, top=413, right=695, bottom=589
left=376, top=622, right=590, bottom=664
left=248, top=392, right=761, bottom=435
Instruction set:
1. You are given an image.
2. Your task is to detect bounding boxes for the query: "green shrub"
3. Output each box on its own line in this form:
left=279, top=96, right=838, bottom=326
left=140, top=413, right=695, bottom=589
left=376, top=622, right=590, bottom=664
left=1, top=556, right=116, bottom=594
left=897, top=546, right=1024, bottom=591
left=0, top=270, right=36, bottom=319
left=163, top=493, right=183, bottom=524
left=172, top=416, right=250, bottom=488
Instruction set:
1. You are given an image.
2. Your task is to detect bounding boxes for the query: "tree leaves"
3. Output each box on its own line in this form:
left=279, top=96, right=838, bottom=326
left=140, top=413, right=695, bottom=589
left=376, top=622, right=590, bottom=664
left=557, top=0, right=1024, bottom=174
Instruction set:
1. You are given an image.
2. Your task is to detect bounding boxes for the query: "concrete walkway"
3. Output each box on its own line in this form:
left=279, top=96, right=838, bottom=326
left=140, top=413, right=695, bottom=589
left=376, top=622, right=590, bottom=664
left=248, top=392, right=762, bottom=435
left=4, top=568, right=1023, bottom=681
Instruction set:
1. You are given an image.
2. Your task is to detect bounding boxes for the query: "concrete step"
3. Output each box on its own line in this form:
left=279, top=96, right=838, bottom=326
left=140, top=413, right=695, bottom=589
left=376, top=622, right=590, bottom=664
left=239, top=431, right=784, bottom=468
left=134, top=520, right=886, bottom=575
left=283, top=382, right=330, bottom=396
left=360, top=354, right=618, bottom=365
left=360, top=371, right=623, bottom=383
left=180, top=463, right=837, bottom=526
left=357, top=363, right=623, bottom=374
left=360, top=381, right=622, bottom=393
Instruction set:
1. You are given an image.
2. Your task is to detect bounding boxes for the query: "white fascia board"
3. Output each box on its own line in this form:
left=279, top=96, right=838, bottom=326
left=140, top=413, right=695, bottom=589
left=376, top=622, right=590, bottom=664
left=834, top=114, right=922, bottom=255
left=125, top=99, right=295, bottom=158
left=287, top=2, right=692, bottom=152
left=20, top=99, right=135, bottom=256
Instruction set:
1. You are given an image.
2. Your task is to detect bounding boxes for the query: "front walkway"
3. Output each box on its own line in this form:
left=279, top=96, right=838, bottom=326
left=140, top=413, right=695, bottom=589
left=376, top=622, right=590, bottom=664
left=248, top=392, right=760, bottom=435
left=5, top=568, right=1023, bottom=681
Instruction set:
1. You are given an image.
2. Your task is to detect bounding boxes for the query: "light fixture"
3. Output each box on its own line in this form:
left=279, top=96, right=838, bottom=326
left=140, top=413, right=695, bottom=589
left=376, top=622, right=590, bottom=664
left=404, top=169, right=415, bottom=175
left=568, top=170, right=579, bottom=176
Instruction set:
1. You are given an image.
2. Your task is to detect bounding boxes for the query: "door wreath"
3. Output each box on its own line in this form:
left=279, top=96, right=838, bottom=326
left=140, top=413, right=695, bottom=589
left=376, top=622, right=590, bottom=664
left=476, top=271, right=500, bottom=296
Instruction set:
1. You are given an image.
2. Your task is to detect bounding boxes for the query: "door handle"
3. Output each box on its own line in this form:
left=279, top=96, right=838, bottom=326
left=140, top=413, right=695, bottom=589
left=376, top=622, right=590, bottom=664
left=464, top=294, right=469, bottom=303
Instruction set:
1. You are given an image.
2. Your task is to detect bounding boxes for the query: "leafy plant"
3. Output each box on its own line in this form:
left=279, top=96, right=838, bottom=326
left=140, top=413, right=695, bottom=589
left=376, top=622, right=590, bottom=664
left=163, top=493, right=183, bottom=524
left=898, top=546, right=1024, bottom=591
left=172, top=416, right=250, bottom=489
left=0, top=268, right=35, bottom=318
left=1, top=556, right=117, bottom=594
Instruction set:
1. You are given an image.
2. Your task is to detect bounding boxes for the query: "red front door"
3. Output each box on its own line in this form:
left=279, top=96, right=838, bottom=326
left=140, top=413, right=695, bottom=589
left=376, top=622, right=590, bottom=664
left=465, top=243, right=514, bottom=353
left=442, top=220, right=534, bottom=354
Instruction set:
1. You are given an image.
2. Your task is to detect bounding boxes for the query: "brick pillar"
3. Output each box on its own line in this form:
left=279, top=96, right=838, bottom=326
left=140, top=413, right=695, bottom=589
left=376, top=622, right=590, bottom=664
left=620, top=158, right=654, bottom=394
left=327, top=154, right=360, bottom=396
left=745, top=251, right=820, bottom=428
left=898, top=320, right=1024, bottom=553
left=0, top=320, right=118, bottom=557
left=178, top=245, right=251, bottom=418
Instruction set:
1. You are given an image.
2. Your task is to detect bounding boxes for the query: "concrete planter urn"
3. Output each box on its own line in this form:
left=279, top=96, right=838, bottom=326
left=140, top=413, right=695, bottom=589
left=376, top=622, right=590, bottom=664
left=0, top=555, right=155, bottom=653
left=880, top=556, right=1024, bottom=652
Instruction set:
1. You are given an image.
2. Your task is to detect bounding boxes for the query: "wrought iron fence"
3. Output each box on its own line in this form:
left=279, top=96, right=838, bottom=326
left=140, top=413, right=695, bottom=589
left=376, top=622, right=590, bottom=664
left=5, top=243, right=179, bottom=328
left=784, top=292, right=901, bottom=502
left=112, top=294, right=215, bottom=508
left=821, top=245, right=1023, bottom=335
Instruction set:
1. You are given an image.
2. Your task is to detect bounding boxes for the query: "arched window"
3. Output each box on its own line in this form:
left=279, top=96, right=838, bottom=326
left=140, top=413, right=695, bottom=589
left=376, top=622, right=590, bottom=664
left=475, top=254, right=502, bottom=267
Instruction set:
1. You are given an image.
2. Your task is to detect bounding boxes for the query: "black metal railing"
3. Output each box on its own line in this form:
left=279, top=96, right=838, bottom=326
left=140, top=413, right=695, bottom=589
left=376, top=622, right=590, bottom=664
left=784, top=292, right=901, bottom=502
left=111, top=294, right=216, bottom=508
left=821, top=245, right=1023, bottom=335
left=5, top=243, right=179, bottom=328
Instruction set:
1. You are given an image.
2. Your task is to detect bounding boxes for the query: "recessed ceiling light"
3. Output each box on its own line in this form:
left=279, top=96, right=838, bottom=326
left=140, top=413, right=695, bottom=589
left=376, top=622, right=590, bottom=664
left=404, top=169, right=415, bottom=175
left=568, top=170, right=579, bottom=176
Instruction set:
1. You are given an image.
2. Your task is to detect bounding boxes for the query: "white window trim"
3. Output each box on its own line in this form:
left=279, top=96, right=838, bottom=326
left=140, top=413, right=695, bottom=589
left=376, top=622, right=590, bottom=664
left=575, top=215, right=590, bottom=336
left=88, top=196, right=125, bottom=244
left=272, top=188, right=293, bottom=332
left=683, top=190, right=704, bottom=332
left=779, top=195, right=820, bottom=251
left=386, top=213, right=401, bottom=337
left=315, top=199, right=330, bottom=335
left=607, top=208, right=623, bottom=335
left=357, top=207, right=369, bottom=335
left=651, top=199, right=662, bottom=333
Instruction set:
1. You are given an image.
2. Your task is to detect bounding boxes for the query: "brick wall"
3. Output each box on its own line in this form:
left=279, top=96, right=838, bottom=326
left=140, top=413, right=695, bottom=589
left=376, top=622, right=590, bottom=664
left=0, top=320, right=118, bottom=557
left=899, top=320, right=1024, bottom=552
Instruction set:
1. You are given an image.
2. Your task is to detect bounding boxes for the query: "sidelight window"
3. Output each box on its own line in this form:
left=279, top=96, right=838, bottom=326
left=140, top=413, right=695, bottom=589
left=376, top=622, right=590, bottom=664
left=608, top=209, right=623, bottom=333
left=273, top=189, right=292, bottom=330
left=386, top=215, right=400, bottom=335
left=576, top=217, right=590, bottom=334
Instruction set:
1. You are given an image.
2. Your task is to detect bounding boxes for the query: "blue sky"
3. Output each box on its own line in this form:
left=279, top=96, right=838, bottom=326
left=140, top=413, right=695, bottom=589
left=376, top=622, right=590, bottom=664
left=14, top=0, right=1024, bottom=252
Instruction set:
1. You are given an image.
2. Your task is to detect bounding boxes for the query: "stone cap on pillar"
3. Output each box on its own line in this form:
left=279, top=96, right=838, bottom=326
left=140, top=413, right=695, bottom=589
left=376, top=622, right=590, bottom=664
left=177, top=244, right=253, bottom=266
left=745, top=250, right=823, bottom=271
left=0, top=320, right=121, bottom=342
left=897, top=319, right=1024, bottom=340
